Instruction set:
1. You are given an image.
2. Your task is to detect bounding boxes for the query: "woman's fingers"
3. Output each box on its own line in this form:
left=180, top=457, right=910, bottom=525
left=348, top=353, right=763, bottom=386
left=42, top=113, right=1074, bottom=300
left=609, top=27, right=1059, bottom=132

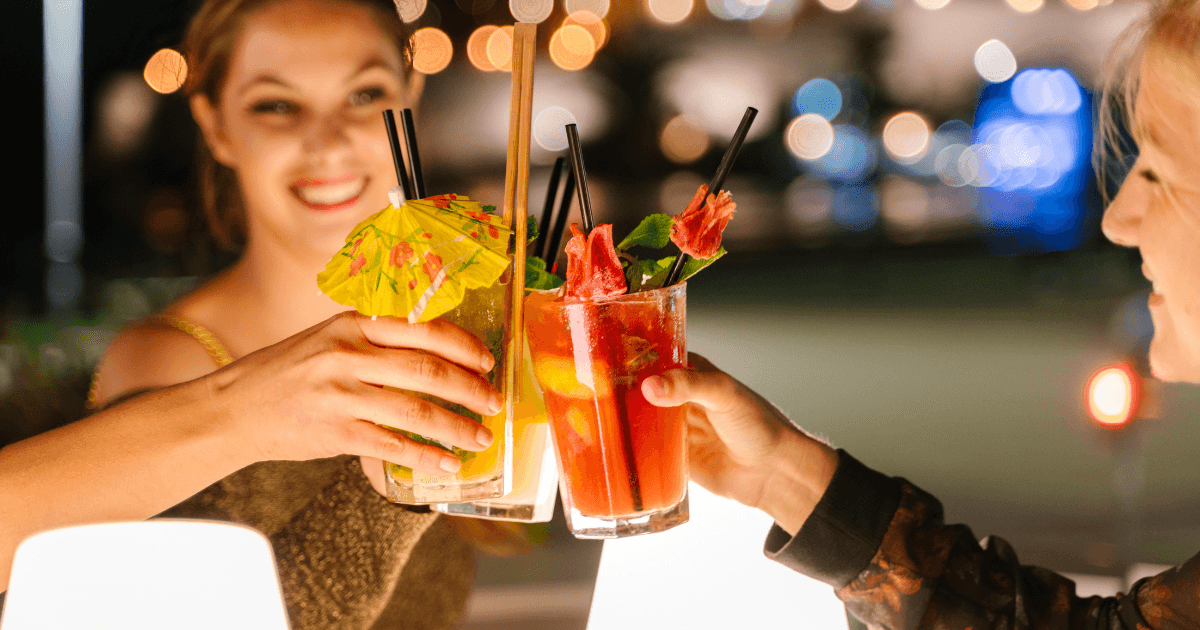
left=347, top=313, right=495, bottom=373
left=342, top=384, right=494, bottom=452
left=340, top=419, right=464, bottom=475
left=353, top=348, right=502, bottom=418
left=642, top=353, right=739, bottom=413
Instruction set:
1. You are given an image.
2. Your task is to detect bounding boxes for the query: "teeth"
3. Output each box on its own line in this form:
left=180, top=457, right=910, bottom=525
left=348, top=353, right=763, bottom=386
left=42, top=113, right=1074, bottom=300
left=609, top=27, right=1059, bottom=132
left=295, top=178, right=365, bottom=206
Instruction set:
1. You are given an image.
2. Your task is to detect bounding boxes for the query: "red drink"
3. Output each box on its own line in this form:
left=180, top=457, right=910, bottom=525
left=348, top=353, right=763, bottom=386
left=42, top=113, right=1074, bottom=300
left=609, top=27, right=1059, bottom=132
left=525, top=284, right=688, bottom=537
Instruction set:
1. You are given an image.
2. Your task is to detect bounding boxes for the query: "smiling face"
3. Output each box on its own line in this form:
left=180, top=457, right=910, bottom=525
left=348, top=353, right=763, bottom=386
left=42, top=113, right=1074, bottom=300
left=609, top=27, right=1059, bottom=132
left=1102, top=52, right=1200, bottom=382
left=191, top=0, right=408, bottom=259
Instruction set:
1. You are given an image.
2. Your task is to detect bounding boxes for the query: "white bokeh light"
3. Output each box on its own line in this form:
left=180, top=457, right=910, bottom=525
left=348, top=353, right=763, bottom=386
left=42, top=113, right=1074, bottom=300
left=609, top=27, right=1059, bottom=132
left=566, top=0, right=612, bottom=18
left=533, top=106, right=578, bottom=151
left=786, top=114, right=835, bottom=160
left=974, top=40, right=1017, bottom=83
left=393, top=0, right=427, bottom=22
left=509, top=0, right=554, bottom=22
left=647, top=0, right=695, bottom=23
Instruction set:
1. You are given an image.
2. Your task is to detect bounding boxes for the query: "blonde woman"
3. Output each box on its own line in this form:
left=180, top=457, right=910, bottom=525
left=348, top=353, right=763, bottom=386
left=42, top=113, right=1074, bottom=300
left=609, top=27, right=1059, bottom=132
left=645, top=2, right=1200, bottom=628
left=91, top=0, right=494, bottom=627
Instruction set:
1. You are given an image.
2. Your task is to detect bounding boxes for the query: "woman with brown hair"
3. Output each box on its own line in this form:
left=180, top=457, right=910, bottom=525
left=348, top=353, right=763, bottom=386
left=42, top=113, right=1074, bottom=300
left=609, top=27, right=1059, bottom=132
left=90, top=0, right=490, bottom=627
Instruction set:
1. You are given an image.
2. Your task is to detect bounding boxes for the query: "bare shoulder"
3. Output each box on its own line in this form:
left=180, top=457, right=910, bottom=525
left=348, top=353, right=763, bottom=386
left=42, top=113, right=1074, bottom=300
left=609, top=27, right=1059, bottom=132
left=93, top=317, right=223, bottom=406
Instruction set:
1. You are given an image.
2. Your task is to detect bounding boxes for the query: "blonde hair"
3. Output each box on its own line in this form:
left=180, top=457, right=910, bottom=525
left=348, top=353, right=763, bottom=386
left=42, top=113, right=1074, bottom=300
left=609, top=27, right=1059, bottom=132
left=183, top=0, right=412, bottom=249
left=1097, top=0, right=1200, bottom=203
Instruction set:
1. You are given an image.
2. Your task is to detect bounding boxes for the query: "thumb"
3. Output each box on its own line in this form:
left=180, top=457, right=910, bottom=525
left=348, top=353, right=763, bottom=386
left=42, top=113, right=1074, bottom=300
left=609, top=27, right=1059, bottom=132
left=642, top=357, right=737, bottom=414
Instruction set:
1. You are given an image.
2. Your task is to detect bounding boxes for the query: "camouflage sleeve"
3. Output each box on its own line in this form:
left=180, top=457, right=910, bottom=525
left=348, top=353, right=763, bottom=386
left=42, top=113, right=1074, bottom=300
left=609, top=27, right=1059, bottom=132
left=764, top=450, right=1198, bottom=630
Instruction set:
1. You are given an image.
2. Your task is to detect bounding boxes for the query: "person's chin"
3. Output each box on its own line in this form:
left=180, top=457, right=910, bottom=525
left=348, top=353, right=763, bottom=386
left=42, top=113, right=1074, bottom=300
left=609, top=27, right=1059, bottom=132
left=1147, top=337, right=1200, bottom=383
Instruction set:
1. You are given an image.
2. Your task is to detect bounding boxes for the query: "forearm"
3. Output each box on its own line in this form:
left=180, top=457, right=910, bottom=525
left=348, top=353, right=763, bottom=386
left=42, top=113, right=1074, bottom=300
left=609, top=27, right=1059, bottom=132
left=756, top=431, right=838, bottom=536
left=0, top=378, right=246, bottom=591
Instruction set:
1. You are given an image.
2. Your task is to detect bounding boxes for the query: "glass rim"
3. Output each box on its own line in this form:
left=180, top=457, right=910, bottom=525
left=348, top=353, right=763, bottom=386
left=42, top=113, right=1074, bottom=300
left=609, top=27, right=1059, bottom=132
left=528, top=282, right=686, bottom=306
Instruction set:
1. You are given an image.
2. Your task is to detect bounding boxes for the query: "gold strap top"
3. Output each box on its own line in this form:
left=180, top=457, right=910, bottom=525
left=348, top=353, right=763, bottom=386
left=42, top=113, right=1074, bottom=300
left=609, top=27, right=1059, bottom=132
left=87, top=314, right=233, bottom=410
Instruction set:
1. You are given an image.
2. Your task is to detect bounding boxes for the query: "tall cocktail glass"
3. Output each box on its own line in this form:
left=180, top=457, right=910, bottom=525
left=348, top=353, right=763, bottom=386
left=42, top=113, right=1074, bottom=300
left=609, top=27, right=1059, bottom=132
left=525, top=283, right=689, bottom=538
left=432, top=341, right=559, bottom=522
left=384, top=272, right=513, bottom=504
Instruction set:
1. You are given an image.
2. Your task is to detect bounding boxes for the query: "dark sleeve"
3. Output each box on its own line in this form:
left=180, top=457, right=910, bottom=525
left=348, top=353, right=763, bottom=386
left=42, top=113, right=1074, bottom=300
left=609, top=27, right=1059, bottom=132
left=764, top=449, right=1200, bottom=630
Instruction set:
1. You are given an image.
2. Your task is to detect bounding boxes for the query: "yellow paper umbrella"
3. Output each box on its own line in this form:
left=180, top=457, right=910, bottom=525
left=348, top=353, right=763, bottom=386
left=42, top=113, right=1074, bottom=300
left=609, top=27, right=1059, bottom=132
left=318, top=194, right=513, bottom=322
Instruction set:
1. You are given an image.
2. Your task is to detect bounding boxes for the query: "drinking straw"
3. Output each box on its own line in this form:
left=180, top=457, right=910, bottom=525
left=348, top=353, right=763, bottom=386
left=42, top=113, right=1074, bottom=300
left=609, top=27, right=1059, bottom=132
left=382, top=110, right=413, bottom=201
left=664, top=106, right=758, bottom=286
left=544, top=168, right=575, bottom=267
left=564, top=124, right=644, bottom=512
left=535, top=157, right=566, bottom=260
left=502, top=22, right=537, bottom=438
left=400, top=108, right=426, bottom=199
left=564, top=123, right=596, bottom=233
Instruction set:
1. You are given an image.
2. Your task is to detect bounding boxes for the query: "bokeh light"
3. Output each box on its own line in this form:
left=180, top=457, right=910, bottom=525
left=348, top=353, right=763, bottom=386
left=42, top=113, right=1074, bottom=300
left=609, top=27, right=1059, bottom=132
left=914, top=0, right=950, bottom=10
left=1005, top=0, right=1042, bottom=12
left=660, top=115, right=711, bottom=163
left=1012, top=68, right=1082, bottom=115
left=533, top=106, right=578, bottom=151
left=786, top=114, right=835, bottom=160
left=566, top=0, right=612, bottom=18
left=468, top=26, right=499, bottom=71
left=96, top=72, right=159, bottom=161
left=487, top=25, right=515, bottom=72
left=565, top=10, right=609, bottom=50
left=818, top=0, right=858, bottom=12
left=832, top=184, right=878, bottom=232
left=975, top=40, right=1017, bottom=83
left=785, top=176, right=835, bottom=242
left=1086, top=363, right=1138, bottom=428
left=879, top=175, right=931, bottom=243
left=550, top=25, right=597, bottom=71
left=143, top=49, right=187, bottom=95
left=935, top=143, right=969, bottom=186
left=647, top=0, right=694, bottom=23
left=808, top=125, right=877, bottom=182
left=882, top=112, right=930, bottom=163
left=410, top=28, right=453, bottom=74
left=792, top=78, right=842, bottom=121
left=1066, top=0, right=1098, bottom=9
left=394, top=0, right=428, bottom=23
left=509, top=0, right=554, bottom=22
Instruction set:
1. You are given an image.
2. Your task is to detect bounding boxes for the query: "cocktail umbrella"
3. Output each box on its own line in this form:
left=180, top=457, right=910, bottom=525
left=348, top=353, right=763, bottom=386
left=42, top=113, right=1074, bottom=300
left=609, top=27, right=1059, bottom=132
left=318, top=194, right=512, bottom=323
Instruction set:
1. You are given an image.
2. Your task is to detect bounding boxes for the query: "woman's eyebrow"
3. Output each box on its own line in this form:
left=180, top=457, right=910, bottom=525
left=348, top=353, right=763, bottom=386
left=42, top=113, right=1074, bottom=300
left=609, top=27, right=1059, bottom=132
left=345, top=57, right=401, bottom=82
left=237, top=74, right=292, bottom=96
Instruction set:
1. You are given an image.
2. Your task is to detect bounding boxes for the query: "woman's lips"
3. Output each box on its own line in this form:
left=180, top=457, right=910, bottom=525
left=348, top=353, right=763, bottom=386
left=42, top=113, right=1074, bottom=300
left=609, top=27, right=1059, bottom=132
left=1149, top=292, right=1165, bottom=307
left=291, top=176, right=367, bottom=211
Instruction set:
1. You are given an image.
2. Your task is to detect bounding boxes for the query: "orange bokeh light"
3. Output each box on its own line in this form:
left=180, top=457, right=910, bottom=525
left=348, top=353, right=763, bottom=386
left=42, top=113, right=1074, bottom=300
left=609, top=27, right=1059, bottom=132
left=144, top=49, right=188, bottom=95
left=549, top=25, right=596, bottom=71
left=1085, top=363, right=1141, bottom=428
left=564, top=10, right=609, bottom=50
left=487, top=25, right=515, bottom=73
left=467, top=25, right=499, bottom=72
left=410, top=28, right=453, bottom=75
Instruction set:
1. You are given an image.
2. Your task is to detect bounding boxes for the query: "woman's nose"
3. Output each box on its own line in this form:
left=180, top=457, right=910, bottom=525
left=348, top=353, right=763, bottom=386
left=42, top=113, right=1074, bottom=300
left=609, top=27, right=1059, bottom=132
left=1101, top=177, right=1146, bottom=247
left=301, top=114, right=353, bottom=167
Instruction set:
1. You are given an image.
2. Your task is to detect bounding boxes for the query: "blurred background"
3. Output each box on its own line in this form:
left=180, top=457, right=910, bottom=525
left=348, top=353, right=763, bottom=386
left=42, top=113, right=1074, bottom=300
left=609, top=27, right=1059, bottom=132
left=8, top=0, right=1199, bottom=627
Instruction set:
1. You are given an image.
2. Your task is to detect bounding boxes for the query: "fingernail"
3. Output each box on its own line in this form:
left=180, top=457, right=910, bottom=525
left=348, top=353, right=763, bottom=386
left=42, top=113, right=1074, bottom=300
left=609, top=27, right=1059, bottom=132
left=481, top=353, right=495, bottom=372
left=476, top=427, right=494, bottom=448
left=440, top=457, right=462, bottom=473
left=644, top=376, right=666, bottom=398
left=488, top=392, right=504, bottom=415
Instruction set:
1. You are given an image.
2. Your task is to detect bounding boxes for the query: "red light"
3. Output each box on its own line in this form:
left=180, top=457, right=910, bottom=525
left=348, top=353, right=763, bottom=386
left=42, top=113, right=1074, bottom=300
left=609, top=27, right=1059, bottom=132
left=1085, top=362, right=1141, bottom=428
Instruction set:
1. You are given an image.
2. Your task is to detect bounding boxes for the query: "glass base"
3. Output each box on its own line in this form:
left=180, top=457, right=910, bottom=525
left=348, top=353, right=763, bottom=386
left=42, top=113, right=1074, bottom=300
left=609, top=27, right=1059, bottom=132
left=565, top=494, right=689, bottom=539
left=434, top=495, right=556, bottom=522
left=385, top=470, right=506, bottom=504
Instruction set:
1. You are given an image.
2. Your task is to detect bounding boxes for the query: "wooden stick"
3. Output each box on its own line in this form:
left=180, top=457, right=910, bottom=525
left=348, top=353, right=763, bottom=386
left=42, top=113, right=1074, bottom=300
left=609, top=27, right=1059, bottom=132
left=503, top=22, right=537, bottom=467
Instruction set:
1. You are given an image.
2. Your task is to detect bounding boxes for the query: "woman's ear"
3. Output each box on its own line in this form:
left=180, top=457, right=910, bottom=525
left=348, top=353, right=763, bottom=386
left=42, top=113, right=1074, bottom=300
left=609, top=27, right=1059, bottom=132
left=190, top=94, right=236, bottom=167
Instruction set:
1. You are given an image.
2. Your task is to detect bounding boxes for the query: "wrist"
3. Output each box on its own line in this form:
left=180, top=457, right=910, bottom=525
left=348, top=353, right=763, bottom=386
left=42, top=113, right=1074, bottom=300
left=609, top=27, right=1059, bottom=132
left=757, top=432, right=838, bottom=536
left=185, top=372, right=257, bottom=471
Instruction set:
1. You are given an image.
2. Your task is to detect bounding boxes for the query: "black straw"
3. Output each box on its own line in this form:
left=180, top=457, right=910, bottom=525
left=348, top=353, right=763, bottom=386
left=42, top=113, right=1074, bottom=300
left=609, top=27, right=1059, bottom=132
left=535, top=157, right=566, bottom=260
left=383, top=110, right=413, bottom=201
left=400, top=108, right=426, bottom=199
left=544, top=168, right=575, bottom=267
left=665, top=106, right=758, bottom=286
left=564, top=124, right=595, bottom=233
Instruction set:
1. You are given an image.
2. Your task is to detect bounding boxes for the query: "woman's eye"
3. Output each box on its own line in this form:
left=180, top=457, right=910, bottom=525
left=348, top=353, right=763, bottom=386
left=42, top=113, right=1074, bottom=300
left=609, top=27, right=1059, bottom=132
left=348, top=87, right=386, bottom=108
left=1140, top=169, right=1160, bottom=184
left=251, top=100, right=297, bottom=116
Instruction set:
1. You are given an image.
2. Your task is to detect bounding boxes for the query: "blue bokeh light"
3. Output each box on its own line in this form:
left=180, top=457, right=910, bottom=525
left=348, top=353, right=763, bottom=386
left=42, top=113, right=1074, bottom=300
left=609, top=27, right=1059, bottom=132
left=832, top=183, right=879, bottom=232
left=973, top=67, right=1094, bottom=254
left=805, top=125, right=876, bottom=183
left=791, top=78, right=843, bottom=121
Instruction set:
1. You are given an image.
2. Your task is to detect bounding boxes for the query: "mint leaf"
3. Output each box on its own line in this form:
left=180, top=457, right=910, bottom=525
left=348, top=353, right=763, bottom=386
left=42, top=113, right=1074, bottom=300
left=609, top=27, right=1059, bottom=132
left=636, top=248, right=726, bottom=291
left=625, top=256, right=674, bottom=293
left=526, top=255, right=564, bottom=291
left=527, top=215, right=539, bottom=244
left=617, top=214, right=674, bottom=251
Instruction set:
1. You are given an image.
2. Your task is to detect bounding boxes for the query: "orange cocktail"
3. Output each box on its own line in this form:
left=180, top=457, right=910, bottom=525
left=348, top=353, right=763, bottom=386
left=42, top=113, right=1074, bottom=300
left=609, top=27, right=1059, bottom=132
left=525, top=283, right=688, bottom=538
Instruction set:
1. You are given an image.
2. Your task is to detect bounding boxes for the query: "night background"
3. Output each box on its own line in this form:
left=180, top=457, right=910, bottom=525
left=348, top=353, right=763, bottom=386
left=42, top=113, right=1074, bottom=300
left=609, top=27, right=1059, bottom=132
left=5, top=0, right=1194, bottom=628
